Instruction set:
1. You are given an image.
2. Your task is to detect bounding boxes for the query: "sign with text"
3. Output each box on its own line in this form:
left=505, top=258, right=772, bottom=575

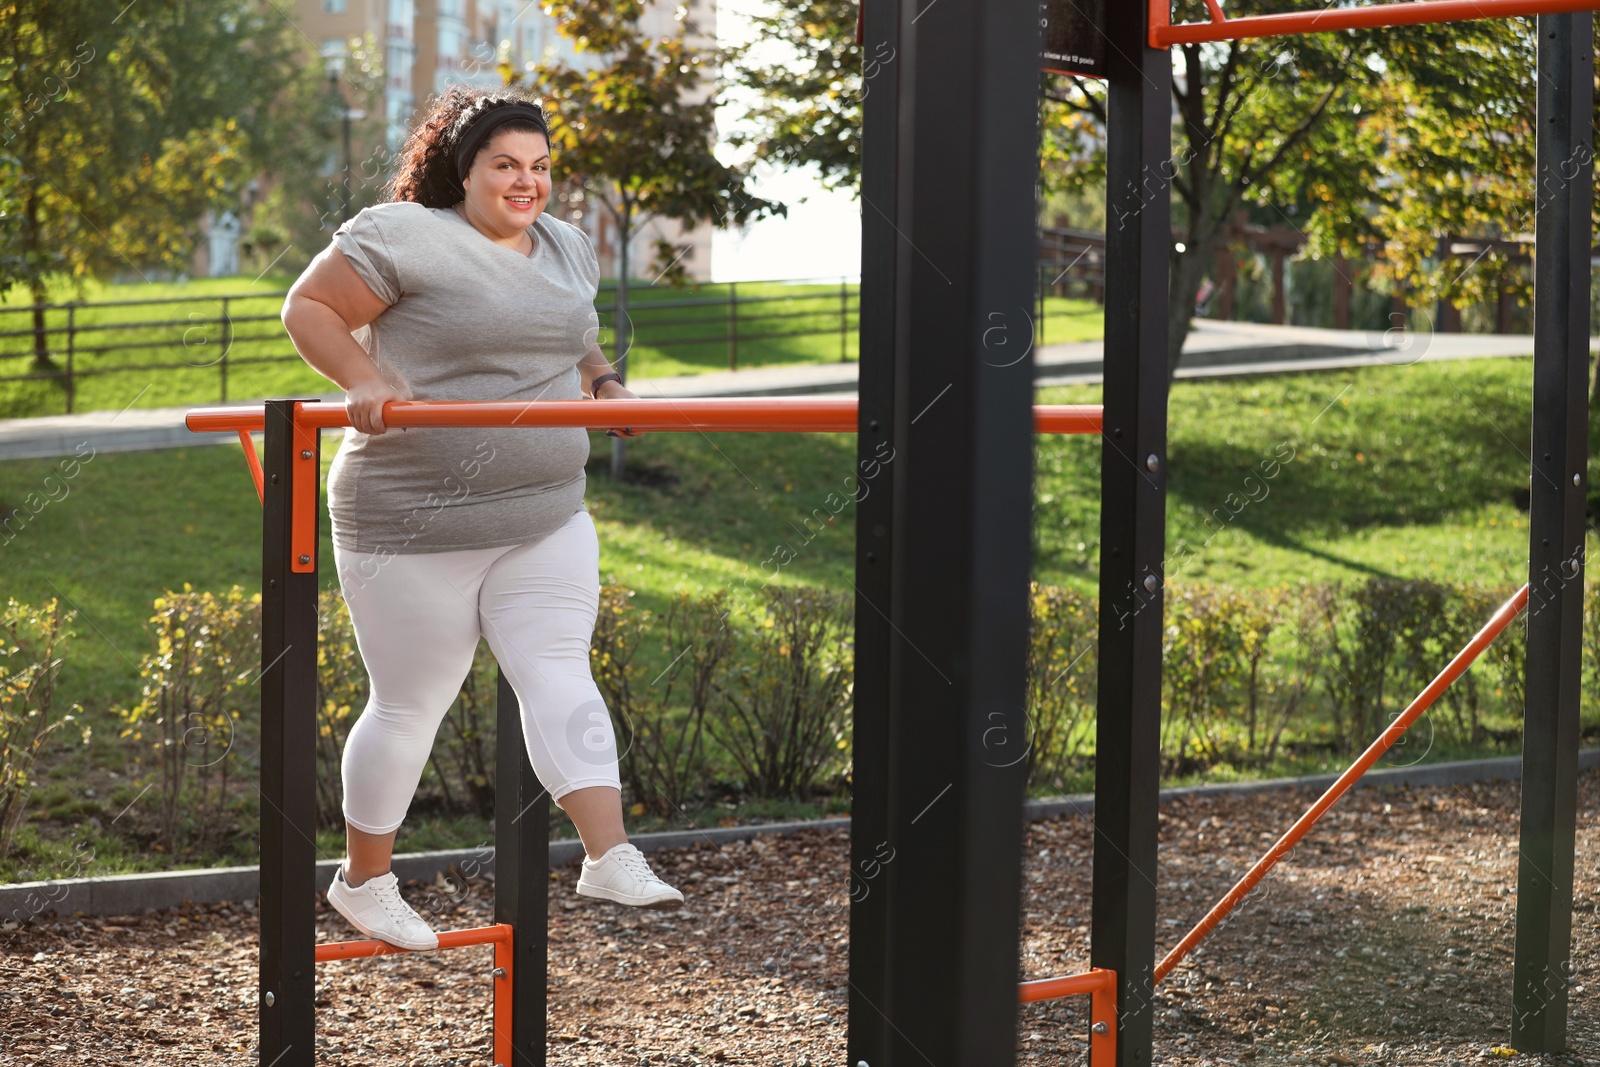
left=1039, top=0, right=1108, bottom=79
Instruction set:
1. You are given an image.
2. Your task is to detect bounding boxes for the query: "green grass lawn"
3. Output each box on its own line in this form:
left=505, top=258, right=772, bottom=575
left=1, top=353, right=1588, bottom=878
left=0, top=354, right=1576, bottom=734
left=0, top=271, right=1106, bottom=416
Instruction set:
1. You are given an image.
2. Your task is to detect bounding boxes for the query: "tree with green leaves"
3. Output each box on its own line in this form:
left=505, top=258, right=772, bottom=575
left=740, top=4, right=1597, bottom=387
left=723, top=0, right=862, bottom=190
left=518, top=0, right=784, bottom=475
left=1045, top=12, right=1390, bottom=378
left=1307, top=22, right=1600, bottom=379
left=0, top=0, right=343, bottom=369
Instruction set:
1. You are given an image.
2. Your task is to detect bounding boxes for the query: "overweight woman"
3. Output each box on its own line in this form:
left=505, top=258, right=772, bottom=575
left=280, top=87, right=681, bottom=950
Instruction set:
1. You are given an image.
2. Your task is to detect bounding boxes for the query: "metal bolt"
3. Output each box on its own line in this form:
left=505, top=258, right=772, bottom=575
left=1145, top=454, right=1159, bottom=472
left=1092, top=1021, right=1109, bottom=1035
left=1575, top=473, right=1583, bottom=487
left=298, top=554, right=311, bottom=565
left=300, top=449, right=313, bottom=460
left=856, top=1061, right=871, bottom=1067
left=491, top=967, right=506, bottom=979
left=1143, top=574, right=1159, bottom=593
left=264, top=991, right=275, bottom=1007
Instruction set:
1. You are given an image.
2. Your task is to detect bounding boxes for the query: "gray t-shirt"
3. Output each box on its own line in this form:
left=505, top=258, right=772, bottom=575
left=325, top=200, right=601, bottom=555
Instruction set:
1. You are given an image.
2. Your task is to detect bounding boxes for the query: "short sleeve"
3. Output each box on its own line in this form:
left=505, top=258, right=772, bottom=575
left=332, top=207, right=403, bottom=305
left=581, top=232, right=599, bottom=294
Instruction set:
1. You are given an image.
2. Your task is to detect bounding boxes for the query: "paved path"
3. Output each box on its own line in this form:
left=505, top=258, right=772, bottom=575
left=0, top=319, right=1566, bottom=461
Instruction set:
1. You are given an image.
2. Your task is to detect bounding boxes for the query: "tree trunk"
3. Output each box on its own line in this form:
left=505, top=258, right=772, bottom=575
left=610, top=199, right=633, bottom=481
left=1166, top=237, right=1213, bottom=381
left=25, top=190, right=54, bottom=372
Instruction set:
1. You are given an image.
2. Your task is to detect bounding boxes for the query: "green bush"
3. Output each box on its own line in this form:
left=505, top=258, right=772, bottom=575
left=709, top=586, right=853, bottom=800
left=1023, top=582, right=1097, bottom=792
left=83, top=571, right=1559, bottom=867
left=591, top=586, right=734, bottom=816
left=116, top=585, right=258, bottom=855
left=0, top=598, right=85, bottom=859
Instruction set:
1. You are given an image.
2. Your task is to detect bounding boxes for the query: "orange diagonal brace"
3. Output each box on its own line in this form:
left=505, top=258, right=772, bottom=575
left=236, top=428, right=264, bottom=505
left=1153, top=583, right=1530, bottom=985
left=1019, top=967, right=1118, bottom=1065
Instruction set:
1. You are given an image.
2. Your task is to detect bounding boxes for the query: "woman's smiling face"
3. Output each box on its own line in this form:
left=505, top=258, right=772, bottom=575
left=462, top=128, right=551, bottom=239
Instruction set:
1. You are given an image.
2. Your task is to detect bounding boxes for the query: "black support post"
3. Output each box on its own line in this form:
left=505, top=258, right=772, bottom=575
left=845, top=0, right=901, bottom=1056
left=1091, top=5, right=1171, bottom=1067
left=258, top=399, right=321, bottom=1067
left=852, top=1, right=1040, bottom=1063
left=495, top=670, right=549, bottom=1065
left=1512, top=12, right=1592, bottom=1054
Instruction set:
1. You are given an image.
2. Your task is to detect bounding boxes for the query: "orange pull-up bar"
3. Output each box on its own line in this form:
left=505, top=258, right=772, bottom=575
left=188, top=397, right=1103, bottom=435
left=1153, top=582, right=1530, bottom=985
left=1150, top=0, right=1599, bottom=47
left=192, top=399, right=1106, bottom=554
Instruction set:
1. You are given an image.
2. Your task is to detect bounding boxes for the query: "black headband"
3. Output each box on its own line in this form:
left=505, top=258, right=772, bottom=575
left=454, top=103, right=548, bottom=182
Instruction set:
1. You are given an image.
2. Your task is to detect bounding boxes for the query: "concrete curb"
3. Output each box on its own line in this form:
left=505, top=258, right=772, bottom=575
left=5, top=750, right=1592, bottom=922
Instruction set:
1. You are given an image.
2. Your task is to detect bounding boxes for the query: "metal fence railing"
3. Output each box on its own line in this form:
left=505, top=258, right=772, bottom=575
left=0, top=277, right=862, bottom=415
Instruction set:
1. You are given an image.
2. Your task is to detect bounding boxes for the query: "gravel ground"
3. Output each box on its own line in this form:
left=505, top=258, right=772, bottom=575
left=3, top=769, right=1597, bottom=1066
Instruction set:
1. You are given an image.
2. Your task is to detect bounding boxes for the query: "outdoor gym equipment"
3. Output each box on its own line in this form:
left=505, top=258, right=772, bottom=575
left=851, top=1, right=1585, bottom=1064
left=179, top=0, right=1590, bottom=1060
left=185, top=396, right=1113, bottom=1066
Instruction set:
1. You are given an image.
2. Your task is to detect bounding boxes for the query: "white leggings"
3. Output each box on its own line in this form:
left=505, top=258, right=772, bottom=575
left=333, top=508, right=620, bottom=835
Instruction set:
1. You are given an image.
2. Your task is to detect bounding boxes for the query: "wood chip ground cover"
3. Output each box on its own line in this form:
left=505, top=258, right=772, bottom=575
left=2, top=771, right=1596, bottom=1065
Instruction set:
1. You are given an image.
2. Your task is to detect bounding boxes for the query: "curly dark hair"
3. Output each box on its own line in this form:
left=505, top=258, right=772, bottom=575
left=384, top=86, right=551, bottom=208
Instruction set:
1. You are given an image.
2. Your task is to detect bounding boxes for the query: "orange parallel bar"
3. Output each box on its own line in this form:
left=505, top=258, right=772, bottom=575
left=184, top=398, right=1104, bottom=436
left=1152, top=584, right=1530, bottom=986
left=1019, top=967, right=1118, bottom=1065
left=1150, top=0, right=1600, bottom=46
left=315, top=923, right=514, bottom=1065
left=313, top=922, right=513, bottom=962
left=1018, top=966, right=1114, bottom=1004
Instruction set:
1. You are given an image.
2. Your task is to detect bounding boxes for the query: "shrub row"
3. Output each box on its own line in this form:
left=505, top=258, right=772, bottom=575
left=4, top=575, right=1598, bottom=863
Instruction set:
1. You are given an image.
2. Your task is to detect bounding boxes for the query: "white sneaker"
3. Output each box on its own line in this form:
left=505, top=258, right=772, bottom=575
left=326, top=864, right=440, bottom=950
left=576, top=843, right=684, bottom=909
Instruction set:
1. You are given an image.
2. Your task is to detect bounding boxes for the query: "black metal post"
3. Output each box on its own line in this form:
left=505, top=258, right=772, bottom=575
left=845, top=0, right=902, bottom=1057
left=727, top=281, right=738, bottom=371
left=855, top=1, right=1040, bottom=1062
left=1512, top=12, right=1592, bottom=1054
left=495, top=671, right=549, bottom=1065
left=840, top=276, right=849, bottom=362
left=220, top=297, right=232, bottom=403
left=258, top=398, right=321, bottom=1067
left=64, top=303, right=75, bottom=415
left=1091, top=3, right=1171, bottom=1065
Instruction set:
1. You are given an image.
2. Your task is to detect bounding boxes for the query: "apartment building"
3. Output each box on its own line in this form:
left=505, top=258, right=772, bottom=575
left=248, top=0, right=718, bottom=282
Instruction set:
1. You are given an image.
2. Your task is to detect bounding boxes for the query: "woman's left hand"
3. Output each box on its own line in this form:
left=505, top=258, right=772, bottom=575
left=594, top=378, right=646, bottom=438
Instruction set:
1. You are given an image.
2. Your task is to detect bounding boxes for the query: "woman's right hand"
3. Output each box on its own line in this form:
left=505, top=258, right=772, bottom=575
left=344, top=376, right=403, bottom=435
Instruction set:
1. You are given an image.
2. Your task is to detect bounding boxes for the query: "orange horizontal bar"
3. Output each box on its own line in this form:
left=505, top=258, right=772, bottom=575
left=1152, top=584, right=1529, bottom=985
left=184, top=398, right=1104, bottom=436
left=1018, top=966, right=1116, bottom=1004
left=1152, top=0, right=1600, bottom=46
left=315, top=922, right=513, bottom=963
